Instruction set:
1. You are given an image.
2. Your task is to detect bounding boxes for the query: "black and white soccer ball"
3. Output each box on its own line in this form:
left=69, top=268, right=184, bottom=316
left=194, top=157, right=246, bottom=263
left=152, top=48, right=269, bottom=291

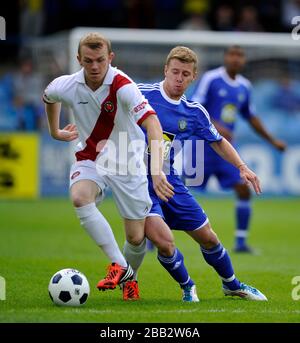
left=48, top=268, right=90, bottom=306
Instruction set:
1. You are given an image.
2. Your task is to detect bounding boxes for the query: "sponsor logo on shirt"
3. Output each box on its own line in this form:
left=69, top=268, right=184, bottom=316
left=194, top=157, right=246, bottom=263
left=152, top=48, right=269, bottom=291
left=146, top=130, right=176, bottom=160
left=221, top=103, right=237, bottom=123
left=134, top=100, right=148, bottom=113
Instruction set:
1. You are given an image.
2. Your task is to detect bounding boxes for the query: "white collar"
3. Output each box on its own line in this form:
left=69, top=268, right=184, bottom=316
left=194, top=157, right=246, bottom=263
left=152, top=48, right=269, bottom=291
left=75, top=65, right=115, bottom=86
left=160, top=81, right=181, bottom=105
left=219, top=66, right=240, bottom=87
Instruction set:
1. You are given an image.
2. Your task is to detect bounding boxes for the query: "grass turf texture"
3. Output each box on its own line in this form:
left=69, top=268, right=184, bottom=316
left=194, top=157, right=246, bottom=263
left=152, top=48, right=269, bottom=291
left=0, top=197, right=299, bottom=323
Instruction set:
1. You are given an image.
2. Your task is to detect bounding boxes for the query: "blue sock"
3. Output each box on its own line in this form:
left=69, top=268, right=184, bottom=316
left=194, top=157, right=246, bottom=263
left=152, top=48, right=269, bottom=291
left=235, top=200, right=251, bottom=248
left=157, top=248, right=194, bottom=289
left=201, top=243, right=240, bottom=290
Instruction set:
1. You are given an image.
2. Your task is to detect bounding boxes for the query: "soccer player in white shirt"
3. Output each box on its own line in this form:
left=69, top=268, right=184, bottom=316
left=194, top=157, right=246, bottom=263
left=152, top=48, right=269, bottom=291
left=43, top=32, right=174, bottom=293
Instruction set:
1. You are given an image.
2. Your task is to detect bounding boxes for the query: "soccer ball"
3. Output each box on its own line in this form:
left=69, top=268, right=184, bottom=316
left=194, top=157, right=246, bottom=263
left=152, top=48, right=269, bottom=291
left=48, top=268, right=90, bottom=306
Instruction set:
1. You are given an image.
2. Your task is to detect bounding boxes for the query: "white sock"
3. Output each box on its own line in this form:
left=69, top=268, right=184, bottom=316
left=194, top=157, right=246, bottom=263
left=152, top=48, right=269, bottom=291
left=75, top=203, right=127, bottom=267
left=123, top=239, right=147, bottom=279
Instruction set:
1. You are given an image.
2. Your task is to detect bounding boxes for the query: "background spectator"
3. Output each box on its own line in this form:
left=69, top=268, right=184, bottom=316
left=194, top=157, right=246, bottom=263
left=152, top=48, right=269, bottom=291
left=236, top=5, right=264, bottom=32
left=281, top=0, right=300, bottom=31
left=213, top=4, right=235, bottom=31
left=12, top=55, right=44, bottom=130
left=19, top=0, right=45, bottom=40
left=178, top=0, right=210, bottom=30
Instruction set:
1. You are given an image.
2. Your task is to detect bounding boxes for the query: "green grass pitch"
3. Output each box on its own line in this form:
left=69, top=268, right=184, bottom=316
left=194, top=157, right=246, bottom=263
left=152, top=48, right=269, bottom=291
left=0, top=197, right=299, bottom=323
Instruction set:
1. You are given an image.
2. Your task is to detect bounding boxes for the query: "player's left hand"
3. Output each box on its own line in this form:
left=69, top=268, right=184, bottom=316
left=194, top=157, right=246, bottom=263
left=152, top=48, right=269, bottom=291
left=53, top=124, right=79, bottom=141
left=239, top=164, right=262, bottom=195
left=271, top=139, right=287, bottom=152
left=152, top=172, right=174, bottom=202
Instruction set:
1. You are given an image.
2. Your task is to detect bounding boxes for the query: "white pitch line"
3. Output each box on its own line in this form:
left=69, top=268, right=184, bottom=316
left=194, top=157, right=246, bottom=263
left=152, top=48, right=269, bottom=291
left=5, top=308, right=300, bottom=315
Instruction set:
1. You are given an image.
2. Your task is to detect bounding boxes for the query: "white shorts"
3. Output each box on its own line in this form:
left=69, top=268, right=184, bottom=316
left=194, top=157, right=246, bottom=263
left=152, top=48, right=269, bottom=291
left=69, top=160, right=152, bottom=220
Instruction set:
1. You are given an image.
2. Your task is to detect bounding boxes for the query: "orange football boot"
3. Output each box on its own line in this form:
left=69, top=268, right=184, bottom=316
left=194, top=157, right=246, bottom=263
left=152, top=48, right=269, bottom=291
left=97, top=263, right=133, bottom=290
left=122, top=280, right=140, bottom=300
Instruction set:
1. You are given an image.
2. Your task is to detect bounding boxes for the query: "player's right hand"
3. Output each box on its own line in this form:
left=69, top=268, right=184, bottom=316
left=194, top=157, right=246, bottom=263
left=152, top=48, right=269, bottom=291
left=239, top=164, right=262, bottom=195
left=272, top=139, right=287, bottom=152
left=152, top=172, right=174, bottom=202
left=52, top=124, right=79, bottom=142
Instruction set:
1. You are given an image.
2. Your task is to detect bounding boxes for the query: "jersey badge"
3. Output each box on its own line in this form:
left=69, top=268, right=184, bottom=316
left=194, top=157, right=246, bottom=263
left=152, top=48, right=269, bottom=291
left=238, top=93, right=245, bottom=102
left=218, top=88, right=227, bottom=97
left=103, top=101, right=115, bottom=112
left=178, top=119, right=187, bottom=132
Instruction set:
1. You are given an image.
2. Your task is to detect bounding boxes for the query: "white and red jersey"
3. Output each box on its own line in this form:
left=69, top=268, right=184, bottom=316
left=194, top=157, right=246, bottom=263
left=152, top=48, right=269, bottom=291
left=43, top=65, right=156, bottom=175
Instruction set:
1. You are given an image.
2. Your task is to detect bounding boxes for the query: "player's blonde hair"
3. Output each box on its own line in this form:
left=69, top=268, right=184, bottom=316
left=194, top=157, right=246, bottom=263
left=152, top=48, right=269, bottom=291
left=165, top=46, right=198, bottom=73
left=78, top=32, right=112, bottom=56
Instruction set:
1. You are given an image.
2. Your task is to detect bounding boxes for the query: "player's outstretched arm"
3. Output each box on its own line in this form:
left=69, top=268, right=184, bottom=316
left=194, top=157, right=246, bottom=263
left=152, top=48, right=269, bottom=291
left=249, top=116, right=286, bottom=152
left=210, top=138, right=262, bottom=195
left=211, top=120, right=233, bottom=142
left=45, top=102, right=79, bottom=142
left=141, top=115, right=174, bottom=201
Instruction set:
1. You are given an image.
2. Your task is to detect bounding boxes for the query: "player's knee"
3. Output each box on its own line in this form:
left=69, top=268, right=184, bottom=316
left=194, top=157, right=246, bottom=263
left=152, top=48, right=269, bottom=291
left=156, top=239, right=175, bottom=257
left=147, top=230, right=175, bottom=255
left=126, top=234, right=145, bottom=246
left=71, top=192, right=93, bottom=207
left=235, top=183, right=251, bottom=200
left=199, top=228, right=219, bottom=249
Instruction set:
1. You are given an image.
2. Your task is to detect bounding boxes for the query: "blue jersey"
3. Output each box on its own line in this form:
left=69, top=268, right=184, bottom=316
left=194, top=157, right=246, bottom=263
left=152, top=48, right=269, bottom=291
left=191, top=66, right=255, bottom=133
left=189, top=66, right=255, bottom=190
left=138, top=81, right=222, bottom=231
left=138, top=81, right=222, bottom=175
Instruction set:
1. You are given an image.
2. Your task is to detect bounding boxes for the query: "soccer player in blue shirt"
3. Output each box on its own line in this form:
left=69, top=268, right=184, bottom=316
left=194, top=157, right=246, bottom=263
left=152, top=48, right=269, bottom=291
left=123, top=46, right=267, bottom=301
left=191, top=45, right=286, bottom=253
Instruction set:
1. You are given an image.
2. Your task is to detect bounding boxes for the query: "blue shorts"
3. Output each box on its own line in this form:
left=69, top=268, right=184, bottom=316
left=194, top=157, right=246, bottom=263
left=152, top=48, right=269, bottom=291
left=148, top=175, right=208, bottom=231
left=199, top=143, right=242, bottom=190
